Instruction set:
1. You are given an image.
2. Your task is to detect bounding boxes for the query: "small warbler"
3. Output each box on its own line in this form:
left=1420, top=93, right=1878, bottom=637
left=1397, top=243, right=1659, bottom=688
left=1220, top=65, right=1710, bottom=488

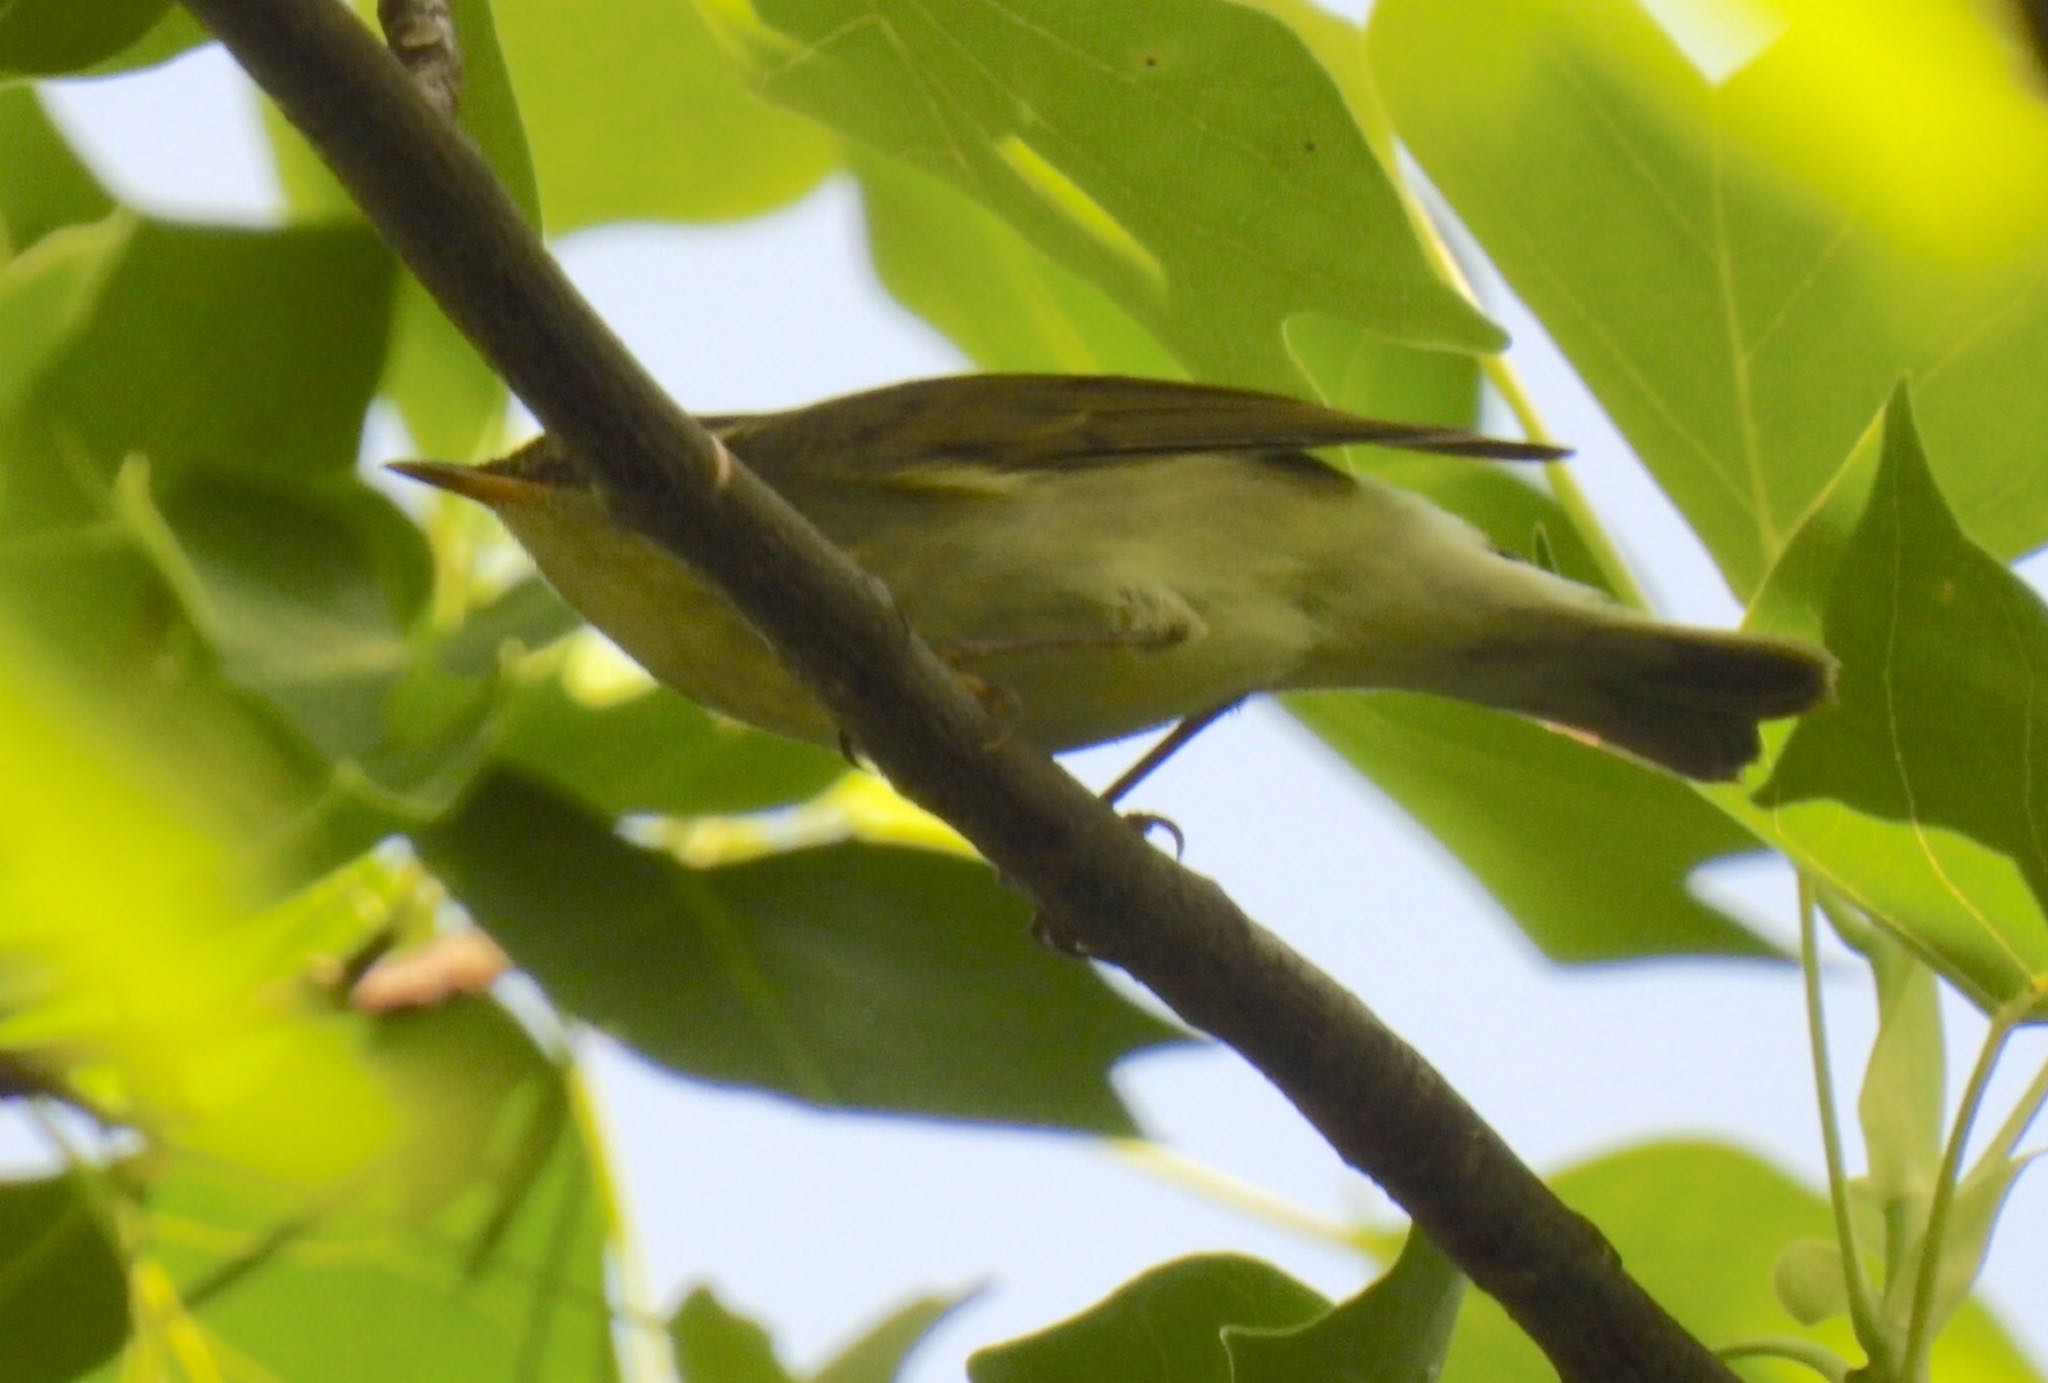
left=392, top=373, right=1832, bottom=782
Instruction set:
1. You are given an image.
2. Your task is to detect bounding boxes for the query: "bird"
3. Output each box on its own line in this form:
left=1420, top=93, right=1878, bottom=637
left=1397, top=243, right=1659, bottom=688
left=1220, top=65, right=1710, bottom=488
left=391, top=372, right=1833, bottom=784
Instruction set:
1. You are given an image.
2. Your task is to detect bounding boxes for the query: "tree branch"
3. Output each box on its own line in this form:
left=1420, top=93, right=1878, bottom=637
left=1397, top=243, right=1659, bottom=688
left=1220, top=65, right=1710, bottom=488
left=178, top=2, right=1739, bottom=1377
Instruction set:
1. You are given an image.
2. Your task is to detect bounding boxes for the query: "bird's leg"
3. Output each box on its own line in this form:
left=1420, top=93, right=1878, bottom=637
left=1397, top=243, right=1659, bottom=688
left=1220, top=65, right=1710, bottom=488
left=1100, top=699, right=1242, bottom=807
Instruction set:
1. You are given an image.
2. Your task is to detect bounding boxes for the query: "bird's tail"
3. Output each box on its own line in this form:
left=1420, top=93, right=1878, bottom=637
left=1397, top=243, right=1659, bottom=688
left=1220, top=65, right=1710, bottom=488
left=1452, top=618, right=1836, bottom=780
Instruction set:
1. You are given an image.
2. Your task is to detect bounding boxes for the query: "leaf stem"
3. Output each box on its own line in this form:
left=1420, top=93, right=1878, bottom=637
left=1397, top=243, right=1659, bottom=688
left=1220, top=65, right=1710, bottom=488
left=1799, top=876, right=1891, bottom=1373
left=1112, top=1139, right=1366, bottom=1252
left=1717, top=1334, right=1850, bottom=1381
left=1901, top=1000, right=2019, bottom=1378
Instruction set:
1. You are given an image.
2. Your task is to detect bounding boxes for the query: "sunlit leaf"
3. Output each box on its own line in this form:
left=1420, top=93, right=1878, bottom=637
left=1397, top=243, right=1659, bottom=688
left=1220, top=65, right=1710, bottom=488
left=856, top=153, right=1178, bottom=379
left=498, top=0, right=838, bottom=231
left=1370, top=0, right=2048, bottom=594
left=1739, top=389, right=2048, bottom=1015
left=707, top=0, right=1502, bottom=391
left=92, top=1001, right=621, bottom=1383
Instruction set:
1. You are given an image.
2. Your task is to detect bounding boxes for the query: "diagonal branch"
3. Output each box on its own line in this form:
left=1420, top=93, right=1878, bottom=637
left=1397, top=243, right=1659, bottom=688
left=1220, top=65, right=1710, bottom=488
left=176, top=2, right=1738, bottom=1378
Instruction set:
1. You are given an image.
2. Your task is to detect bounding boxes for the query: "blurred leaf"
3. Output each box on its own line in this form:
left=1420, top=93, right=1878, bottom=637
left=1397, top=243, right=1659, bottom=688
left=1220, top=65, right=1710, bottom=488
left=673, top=1286, right=961, bottom=1383
left=1742, top=390, right=2048, bottom=1015
left=430, top=574, right=580, bottom=679
left=81, top=1, right=206, bottom=73
left=0, top=214, right=482, bottom=882
left=142, top=468, right=429, bottom=760
left=1227, top=1231, right=1463, bottom=1383
left=968, top=1254, right=1328, bottom=1383
left=0, top=87, right=116, bottom=257
left=1916, top=1149, right=2043, bottom=1343
left=416, top=771, right=1181, bottom=1130
left=709, top=0, right=1501, bottom=392
left=0, top=0, right=169, bottom=76
left=0, top=624, right=397, bottom=1180
left=856, top=153, right=1178, bottom=378
left=1771, top=1236, right=1851, bottom=1329
left=497, top=676, right=844, bottom=819
left=7, top=219, right=393, bottom=480
left=0, top=1175, right=129, bottom=1381
left=0, top=217, right=128, bottom=427
left=1370, top=0, right=2048, bottom=594
left=812, top=1292, right=963, bottom=1383
left=1855, top=927, right=1946, bottom=1207
left=1291, top=692, right=1776, bottom=960
left=1434, top=1141, right=2039, bottom=1382
left=491, top=0, right=838, bottom=232
left=91, top=1000, right=621, bottom=1383
left=673, top=1288, right=800, bottom=1383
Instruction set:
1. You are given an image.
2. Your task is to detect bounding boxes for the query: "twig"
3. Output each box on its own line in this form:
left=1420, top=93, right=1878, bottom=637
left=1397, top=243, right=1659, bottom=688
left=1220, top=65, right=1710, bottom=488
left=376, top=0, right=461, bottom=117
left=176, top=2, right=1740, bottom=1377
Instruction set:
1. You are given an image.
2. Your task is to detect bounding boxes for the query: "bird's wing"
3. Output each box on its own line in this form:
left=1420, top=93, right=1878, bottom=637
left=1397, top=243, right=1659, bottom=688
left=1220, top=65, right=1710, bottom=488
left=700, top=374, right=1564, bottom=484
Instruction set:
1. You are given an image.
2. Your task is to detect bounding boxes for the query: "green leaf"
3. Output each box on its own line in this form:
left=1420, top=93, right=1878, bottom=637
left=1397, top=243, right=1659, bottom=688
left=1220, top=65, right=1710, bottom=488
left=1855, top=927, right=1946, bottom=1208
left=8, top=219, right=394, bottom=479
left=0, top=0, right=168, bottom=77
left=1433, top=1142, right=2040, bottom=1382
left=1742, top=389, right=2048, bottom=1014
left=0, top=1175, right=129, bottom=1381
left=0, top=0, right=206, bottom=78
left=140, top=468, right=431, bottom=763
left=416, top=771, right=1181, bottom=1129
left=1369, top=0, right=2048, bottom=594
left=0, top=87, right=116, bottom=258
left=1771, top=1237, right=1851, bottom=1329
left=489, top=0, right=838, bottom=232
left=812, top=1293, right=963, bottom=1383
left=79, top=1, right=205, bottom=74
left=672, top=1286, right=962, bottom=1383
left=673, top=1288, right=801, bottom=1383
left=856, top=152, right=1179, bottom=378
left=1897, top=1149, right=2044, bottom=1344
left=967, top=1255, right=1328, bottom=1383
left=0, top=217, right=128, bottom=428
left=496, top=676, right=844, bottom=819
left=89, top=1000, right=622, bottom=1383
left=711, top=0, right=1502, bottom=389
left=430, top=575, right=581, bottom=680
left=1290, top=692, right=1776, bottom=960
left=1227, top=1231, right=1464, bottom=1383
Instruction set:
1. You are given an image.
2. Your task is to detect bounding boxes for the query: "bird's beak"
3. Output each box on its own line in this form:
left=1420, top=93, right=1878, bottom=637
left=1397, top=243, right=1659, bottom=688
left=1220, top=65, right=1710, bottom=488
left=386, top=460, right=546, bottom=509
